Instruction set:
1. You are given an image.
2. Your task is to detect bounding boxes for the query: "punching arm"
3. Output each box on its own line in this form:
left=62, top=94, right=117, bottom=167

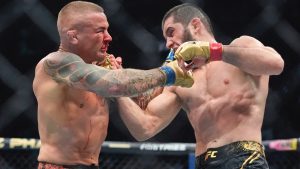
left=43, top=52, right=194, bottom=97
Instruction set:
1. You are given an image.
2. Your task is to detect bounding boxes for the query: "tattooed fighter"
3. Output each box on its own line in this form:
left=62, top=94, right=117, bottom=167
left=32, top=1, right=193, bottom=169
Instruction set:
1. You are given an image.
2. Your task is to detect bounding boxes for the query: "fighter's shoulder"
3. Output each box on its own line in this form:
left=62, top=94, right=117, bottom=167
left=46, top=51, right=83, bottom=64
left=37, top=52, right=84, bottom=69
left=230, top=35, right=264, bottom=47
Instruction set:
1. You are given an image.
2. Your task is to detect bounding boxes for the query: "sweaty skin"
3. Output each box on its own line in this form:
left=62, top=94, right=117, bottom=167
left=33, top=51, right=165, bottom=165
left=117, top=15, right=284, bottom=156
left=33, top=2, right=183, bottom=166
left=33, top=53, right=109, bottom=165
left=176, top=61, right=268, bottom=156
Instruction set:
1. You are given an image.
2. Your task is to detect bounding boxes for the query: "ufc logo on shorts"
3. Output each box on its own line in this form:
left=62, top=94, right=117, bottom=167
left=205, top=151, right=218, bottom=160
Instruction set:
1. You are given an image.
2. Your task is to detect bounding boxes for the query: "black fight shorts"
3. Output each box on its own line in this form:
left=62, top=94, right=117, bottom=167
left=38, top=161, right=99, bottom=169
left=195, top=141, right=269, bottom=169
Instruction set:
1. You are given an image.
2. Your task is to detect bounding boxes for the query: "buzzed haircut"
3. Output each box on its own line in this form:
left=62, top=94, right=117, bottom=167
left=162, top=3, right=214, bottom=35
left=58, top=1, right=104, bottom=18
left=57, top=1, right=104, bottom=32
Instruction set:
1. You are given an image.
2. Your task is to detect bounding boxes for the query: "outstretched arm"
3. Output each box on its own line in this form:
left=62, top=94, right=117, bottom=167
left=43, top=52, right=164, bottom=97
left=43, top=52, right=193, bottom=97
left=117, top=89, right=182, bottom=141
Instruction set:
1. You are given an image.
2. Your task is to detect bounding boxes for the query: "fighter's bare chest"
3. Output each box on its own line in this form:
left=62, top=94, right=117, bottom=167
left=175, top=64, right=243, bottom=108
left=67, top=90, right=109, bottom=115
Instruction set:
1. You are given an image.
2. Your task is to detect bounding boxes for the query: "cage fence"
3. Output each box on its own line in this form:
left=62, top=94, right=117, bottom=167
left=0, top=138, right=299, bottom=169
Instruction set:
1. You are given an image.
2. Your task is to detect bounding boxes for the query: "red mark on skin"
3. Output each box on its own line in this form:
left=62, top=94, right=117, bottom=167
left=224, top=79, right=229, bottom=85
left=83, top=119, right=92, bottom=150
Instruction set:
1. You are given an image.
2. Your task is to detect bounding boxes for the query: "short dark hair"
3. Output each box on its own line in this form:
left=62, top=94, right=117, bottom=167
left=162, top=3, right=214, bottom=35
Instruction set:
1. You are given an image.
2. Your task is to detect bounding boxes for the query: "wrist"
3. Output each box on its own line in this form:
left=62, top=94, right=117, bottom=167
left=210, top=42, right=223, bottom=61
left=159, top=66, right=175, bottom=86
left=165, top=49, right=175, bottom=63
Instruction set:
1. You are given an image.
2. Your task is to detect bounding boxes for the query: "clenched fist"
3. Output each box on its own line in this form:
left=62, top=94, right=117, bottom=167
left=175, top=41, right=223, bottom=63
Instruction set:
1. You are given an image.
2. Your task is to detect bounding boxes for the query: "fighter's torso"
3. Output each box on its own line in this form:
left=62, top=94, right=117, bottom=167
left=33, top=58, right=109, bottom=165
left=174, top=61, right=269, bottom=156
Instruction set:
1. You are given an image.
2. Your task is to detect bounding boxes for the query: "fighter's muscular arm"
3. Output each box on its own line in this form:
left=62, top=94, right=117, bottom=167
left=43, top=52, right=166, bottom=97
left=117, top=88, right=181, bottom=141
left=130, top=49, right=174, bottom=109
left=176, top=36, right=284, bottom=75
left=131, top=87, right=164, bottom=110
left=222, top=35, right=284, bottom=76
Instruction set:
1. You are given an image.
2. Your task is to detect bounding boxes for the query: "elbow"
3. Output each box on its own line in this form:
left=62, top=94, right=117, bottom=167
left=272, top=57, right=284, bottom=75
left=130, top=125, right=157, bottom=142
left=134, top=135, right=150, bottom=142
left=131, top=131, right=153, bottom=142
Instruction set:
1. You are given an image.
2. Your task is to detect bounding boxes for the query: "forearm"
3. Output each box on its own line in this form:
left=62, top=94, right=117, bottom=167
left=90, top=68, right=165, bottom=97
left=117, top=97, right=158, bottom=141
left=220, top=36, right=284, bottom=76
left=175, top=36, right=284, bottom=76
left=117, top=91, right=181, bottom=141
left=222, top=45, right=284, bottom=75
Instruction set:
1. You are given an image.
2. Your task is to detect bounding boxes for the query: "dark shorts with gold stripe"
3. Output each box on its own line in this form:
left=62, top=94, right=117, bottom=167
left=38, top=162, right=99, bottom=169
left=195, top=141, right=269, bottom=169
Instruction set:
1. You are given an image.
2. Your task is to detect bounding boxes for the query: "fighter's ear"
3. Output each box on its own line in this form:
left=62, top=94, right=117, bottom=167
left=66, top=30, right=78, bottom=44
left=190, top=18, right=201, bottom=30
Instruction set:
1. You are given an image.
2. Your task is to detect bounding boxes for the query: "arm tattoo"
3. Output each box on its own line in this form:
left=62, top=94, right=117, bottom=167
left=131, top=87, right=164, bottom=110
left=43, top=52, right=165, bottom=97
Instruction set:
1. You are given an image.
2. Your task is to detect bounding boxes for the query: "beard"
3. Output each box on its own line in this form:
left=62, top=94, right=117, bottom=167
left=182, top=28, right=196, bottom=43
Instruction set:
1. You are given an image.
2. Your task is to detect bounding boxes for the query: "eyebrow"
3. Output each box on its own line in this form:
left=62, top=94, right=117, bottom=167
left=94, top=25, right=108, bottom=32
left=96, top=27, right=105, bottom=31
left=94, top=22, right=109, bottom=30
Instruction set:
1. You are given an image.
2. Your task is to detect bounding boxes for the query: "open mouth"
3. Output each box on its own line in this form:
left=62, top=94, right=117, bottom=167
left=101, top=43, right=110, bottom=51
left=101, top=46, right=107, bottom=53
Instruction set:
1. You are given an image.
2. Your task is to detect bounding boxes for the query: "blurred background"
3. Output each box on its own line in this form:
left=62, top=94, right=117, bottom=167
left=0, top=0, right=299, bottom=144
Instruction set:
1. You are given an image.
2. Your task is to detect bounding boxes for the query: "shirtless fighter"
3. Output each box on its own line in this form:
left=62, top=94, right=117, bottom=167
left=117, top=3, right=284, bottom=169
left=32, top=1, right=193, bottom=169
